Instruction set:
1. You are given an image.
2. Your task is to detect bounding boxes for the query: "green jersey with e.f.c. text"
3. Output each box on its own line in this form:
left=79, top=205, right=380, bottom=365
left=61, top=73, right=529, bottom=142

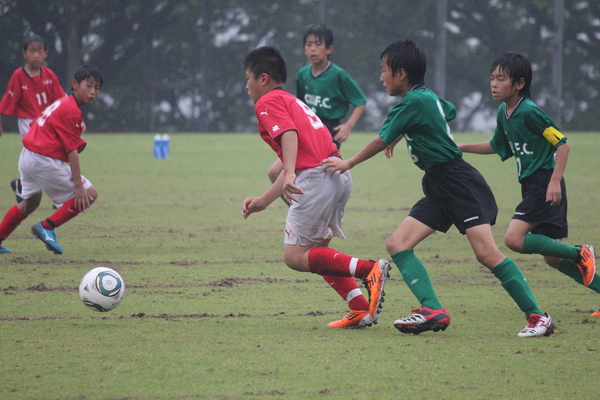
left=295, top=62, right=367, bottom=120
left=490, top=97, right=567, bottom=182
left=379, top=86, right=461, bottom=171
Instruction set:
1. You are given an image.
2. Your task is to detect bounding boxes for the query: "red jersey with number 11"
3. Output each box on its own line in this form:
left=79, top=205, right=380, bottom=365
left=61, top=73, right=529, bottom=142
left=23, top=95, right=86, bottom=163
left=255, top=88, right=340, bottom=170
left=0, top=66, right=65, bottom=119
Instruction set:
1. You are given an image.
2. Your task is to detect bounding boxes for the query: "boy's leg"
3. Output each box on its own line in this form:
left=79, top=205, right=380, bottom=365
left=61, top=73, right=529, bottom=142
left=323, top=275, right=371, bottom=328
left=0, top=194, right=42, bottom=253
left=32, top=186, right=98, bottom=255
left=507, top=219, right=596, bottom=286
left=284, top=242, right=390, bottom=326
left=467, top=224, right=554, bottom=337
left=387, top=217, right=450, bottom=334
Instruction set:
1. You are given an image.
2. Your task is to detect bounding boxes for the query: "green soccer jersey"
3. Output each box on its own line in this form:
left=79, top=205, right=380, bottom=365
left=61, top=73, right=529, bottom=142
left=490, top=98, right=567, bottom=181
left=296, top=62, right=367, bottom=120
left=379, top=86, right=461, bottom=171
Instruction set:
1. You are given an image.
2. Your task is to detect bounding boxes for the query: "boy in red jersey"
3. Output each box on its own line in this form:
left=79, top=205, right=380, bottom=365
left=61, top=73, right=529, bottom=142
left=242, top=46, right=390, bottom=329
left=0, top=64, right=103, bottom=255
left=0, top=35, right=66, bottom=203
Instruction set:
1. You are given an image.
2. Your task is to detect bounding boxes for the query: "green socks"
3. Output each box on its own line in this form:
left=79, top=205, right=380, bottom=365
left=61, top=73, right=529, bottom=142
left=558, top=259, right=600, bottom=293
left=522, top=234, right=579, bottom=260
left=391, top=249, right=443, bottom=310
left=492, top=258, right=544, bottom=317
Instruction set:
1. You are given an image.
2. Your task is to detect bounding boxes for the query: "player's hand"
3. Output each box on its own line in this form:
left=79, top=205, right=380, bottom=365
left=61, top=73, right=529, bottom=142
left=74, top=185, right=94, bottom=212
left=546, top=181, right=562, bottom=206
left=0, top=124, right=3, bottom=137
left=321, top=158, right=352, bottom=176
left=241, top=196, right=267, bottom=219
left=332, top=123, right=351, bottom=143
left=282, top=172, right=303, bottom=204
left=81, top=120, right=87, bottom=134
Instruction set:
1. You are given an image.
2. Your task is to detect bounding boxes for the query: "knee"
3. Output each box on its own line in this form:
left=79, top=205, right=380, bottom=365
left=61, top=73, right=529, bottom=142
left=504, top=233, right=523, bottom=253
left=386, top=237, right=409, bottom=255
left=283, top=251, right=310, bottom=273
left=474, top=250, right=505, bottom=269
left=88, top=187, right=98, bottom=204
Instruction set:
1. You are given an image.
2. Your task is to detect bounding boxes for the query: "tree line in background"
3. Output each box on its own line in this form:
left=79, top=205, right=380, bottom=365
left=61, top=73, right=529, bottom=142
left=0, top=0, right=598, bottom=133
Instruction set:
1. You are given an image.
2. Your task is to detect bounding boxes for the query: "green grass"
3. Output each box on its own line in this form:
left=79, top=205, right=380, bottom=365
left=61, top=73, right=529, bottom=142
left=0, top=132, right=599, bottom=400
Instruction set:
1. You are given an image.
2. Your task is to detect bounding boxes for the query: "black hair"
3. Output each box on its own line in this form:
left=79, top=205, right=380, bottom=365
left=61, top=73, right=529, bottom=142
left=23, top=35, right=46, bottom=52
left=491, top=53, right=532, bottom=98
left=243, top=46, right=287, bottom=84
left=380, top=39, right=426, bottom=86
left=303, top=24, right=334, bottom=48
left=73, top=64, right=103, bottom=88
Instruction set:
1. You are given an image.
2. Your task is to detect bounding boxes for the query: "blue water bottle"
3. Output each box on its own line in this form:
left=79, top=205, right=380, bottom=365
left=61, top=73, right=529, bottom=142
left=161, top=134, right=170, bottom=158
left=153, top=134, right=162, bottom=158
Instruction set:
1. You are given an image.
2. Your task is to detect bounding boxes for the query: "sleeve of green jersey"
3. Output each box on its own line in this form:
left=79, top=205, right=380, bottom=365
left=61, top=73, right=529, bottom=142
left=523, top=108, right=567, bottom=149
left=490, top=108, right=514, bottom=161
left=338, top=71, right=367, bottom=107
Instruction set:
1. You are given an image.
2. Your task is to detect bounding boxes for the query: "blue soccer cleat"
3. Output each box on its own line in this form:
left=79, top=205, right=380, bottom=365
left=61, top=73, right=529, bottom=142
left=0, top=244, right=12, bottom=253
left=31, top=222, right=63, bottom=254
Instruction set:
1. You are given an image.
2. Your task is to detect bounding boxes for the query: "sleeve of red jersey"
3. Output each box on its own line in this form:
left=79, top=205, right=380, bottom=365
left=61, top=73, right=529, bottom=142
left=0, top=71, right=21, bottom=116
left=55, top=116, right=87, bottom=154
left=256, top=98, right=298, bottom=142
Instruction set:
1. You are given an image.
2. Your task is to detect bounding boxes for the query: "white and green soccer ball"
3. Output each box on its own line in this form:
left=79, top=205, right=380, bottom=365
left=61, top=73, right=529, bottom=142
left=79, top=267, right=125, bottom=312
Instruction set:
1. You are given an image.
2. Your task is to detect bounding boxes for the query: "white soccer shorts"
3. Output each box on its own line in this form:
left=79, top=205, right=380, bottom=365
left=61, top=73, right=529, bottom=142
left=18, top=148, right=92, bottom=204
left=18, top=118, right=34, bottom=138
left=284, top=159, right=352, bottom=246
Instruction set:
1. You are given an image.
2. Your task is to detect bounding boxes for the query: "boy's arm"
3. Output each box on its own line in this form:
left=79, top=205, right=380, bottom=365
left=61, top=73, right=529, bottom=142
left=67, top=149, right=94, bottom=211
left=321, top=135, right=389, bottom=175
left=457, top=142, right=495, bottom=154
left=242, top=130, right=304, bottom=219
left=332, top=104, right=366, bottom=143
left=279, top=130, right=303, bottom=204
left=547, top=142, right=569, bottom=206
left=0, top=114, right=3, bottom=136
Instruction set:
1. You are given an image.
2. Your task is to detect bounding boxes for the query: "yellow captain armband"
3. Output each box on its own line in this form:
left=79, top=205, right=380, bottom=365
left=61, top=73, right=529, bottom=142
left=542, top=126, right=565, bottom=146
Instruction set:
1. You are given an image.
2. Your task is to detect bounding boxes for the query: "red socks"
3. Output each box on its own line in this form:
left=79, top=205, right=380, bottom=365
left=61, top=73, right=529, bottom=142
left=308, top=247, right=375, bottom=279
left=322, top=276, right=369, bottom=311
left=41, top=198, right=80, bottom=230
left=0, top=205, right=28, bottom=241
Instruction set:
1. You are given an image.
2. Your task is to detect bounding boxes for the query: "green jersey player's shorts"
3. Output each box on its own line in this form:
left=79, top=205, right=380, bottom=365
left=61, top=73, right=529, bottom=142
left=409, top=157, right=498, bottom=234
left=514, top=169, right=568, bottom=239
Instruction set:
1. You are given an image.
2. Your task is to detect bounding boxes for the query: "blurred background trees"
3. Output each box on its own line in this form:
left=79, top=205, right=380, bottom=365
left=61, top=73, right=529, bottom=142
left=0, top=0, right=598, bottom=133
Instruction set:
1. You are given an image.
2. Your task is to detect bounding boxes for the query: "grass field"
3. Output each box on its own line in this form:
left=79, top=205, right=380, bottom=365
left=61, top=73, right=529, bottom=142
left=0, top=132, right=599, bottom=400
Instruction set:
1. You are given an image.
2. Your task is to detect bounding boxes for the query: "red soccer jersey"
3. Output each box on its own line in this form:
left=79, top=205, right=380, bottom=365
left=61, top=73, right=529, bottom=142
left=255, top=88, right=340, bottom=169
left=23, top=95, right=86, bottom=163
left=0, top=66, right=65, bottom=119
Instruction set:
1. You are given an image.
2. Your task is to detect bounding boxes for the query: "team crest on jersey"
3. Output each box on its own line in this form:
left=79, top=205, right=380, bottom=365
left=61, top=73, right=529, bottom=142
left=22, top=85, right=28, bottom=90
left=272, top=125, right=280, bottom=132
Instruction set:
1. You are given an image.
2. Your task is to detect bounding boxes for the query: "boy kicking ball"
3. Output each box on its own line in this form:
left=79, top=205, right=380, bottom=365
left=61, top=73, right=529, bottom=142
left=242, top=46, right=390, bottom=329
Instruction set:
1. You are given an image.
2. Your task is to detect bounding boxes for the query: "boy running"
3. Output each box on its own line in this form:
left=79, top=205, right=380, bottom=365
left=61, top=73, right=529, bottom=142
left=242, top=46, right=389, bottom=329
left=323, top=39, right=555, bottom=338
left=0, top=64, right=102, bottom=255
left=458, top=53, right=597, bottom=316
left=267, top=24, right=367, bottom=186
left=0, top=35, right=66, bottom=204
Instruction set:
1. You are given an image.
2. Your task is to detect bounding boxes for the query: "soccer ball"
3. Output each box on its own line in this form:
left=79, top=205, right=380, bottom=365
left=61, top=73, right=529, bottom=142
left=79, top=267, right=125, bottom=312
